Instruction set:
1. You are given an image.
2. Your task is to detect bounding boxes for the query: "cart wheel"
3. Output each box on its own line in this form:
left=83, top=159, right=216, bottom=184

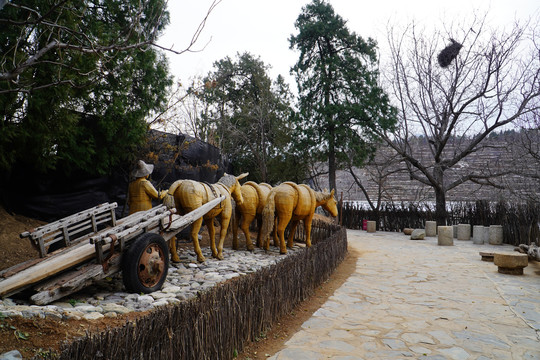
left=122, top=233, right=169, bottom=293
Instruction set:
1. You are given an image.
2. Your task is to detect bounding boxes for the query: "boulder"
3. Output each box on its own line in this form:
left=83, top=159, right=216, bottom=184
left=0, top=351, right=22, bottom=360
left=410, top=229, right=426, bottom=240
left=403, top=228, right=413, bottom=235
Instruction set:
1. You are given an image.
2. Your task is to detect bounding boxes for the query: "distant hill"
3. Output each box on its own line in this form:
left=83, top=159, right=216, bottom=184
left=316, top=130, right=539, bottom=204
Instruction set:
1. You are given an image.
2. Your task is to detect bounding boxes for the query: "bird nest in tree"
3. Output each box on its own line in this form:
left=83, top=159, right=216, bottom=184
left=437, top=38, right=463, bottom=68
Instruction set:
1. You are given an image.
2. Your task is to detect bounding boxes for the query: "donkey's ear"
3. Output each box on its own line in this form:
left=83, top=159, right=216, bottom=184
left=236, top=173, right=249, bottom=180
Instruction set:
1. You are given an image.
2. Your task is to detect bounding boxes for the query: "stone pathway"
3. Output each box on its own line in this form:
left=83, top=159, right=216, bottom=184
left=269, top=230, right=540, bottom=360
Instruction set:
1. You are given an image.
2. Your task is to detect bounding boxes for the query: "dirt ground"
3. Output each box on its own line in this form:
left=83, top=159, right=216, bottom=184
left=0, top=208, right=356, bottom=359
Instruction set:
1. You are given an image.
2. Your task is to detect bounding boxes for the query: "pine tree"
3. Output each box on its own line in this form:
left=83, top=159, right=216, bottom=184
left=289, top=0, right=396, bottom=192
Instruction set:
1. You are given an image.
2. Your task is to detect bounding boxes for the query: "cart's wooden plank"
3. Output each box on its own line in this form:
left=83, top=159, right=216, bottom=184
left=31, top=255, right=122, bottom=305
left=33, top=263, right=104, bottom=292
left=0, top=241, right=113, bottom=297
left=89, top=205, right=172, bottom=244
left=20, top=202, right=118, bottom=258
left=20, top=203, right=117, bottom=239
left=0, top=258, right=42, bottom=279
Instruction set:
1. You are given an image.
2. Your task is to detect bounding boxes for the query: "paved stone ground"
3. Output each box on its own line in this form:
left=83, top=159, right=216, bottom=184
left=269, top=230, right=540, bottom=360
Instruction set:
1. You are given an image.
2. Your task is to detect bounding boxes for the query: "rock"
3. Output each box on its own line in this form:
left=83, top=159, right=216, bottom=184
left=83, top=312, right=104, bottom=320
left=101, top=303, right=131, bottom=314
left=410, top=229, right=426, bottom=240
left=0, top=350, right=22, bottom=360
left=403, top=228, right=413, bottom=235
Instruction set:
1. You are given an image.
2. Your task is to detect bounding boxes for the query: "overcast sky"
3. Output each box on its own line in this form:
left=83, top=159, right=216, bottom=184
left=157, top=0, right=539, bottom=88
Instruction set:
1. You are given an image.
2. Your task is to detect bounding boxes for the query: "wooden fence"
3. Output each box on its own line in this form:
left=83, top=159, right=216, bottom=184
left=340, top=200, right=540, bottom=246
left=51, top=222, right=347, bottom=360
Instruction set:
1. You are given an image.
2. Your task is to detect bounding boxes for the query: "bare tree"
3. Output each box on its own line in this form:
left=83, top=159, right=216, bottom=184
left=0, top=0, right=222, bottom=94
left=504, top=113, right=540, bottom=203
left=345, top=144, right=405, bottom=211
left=149, top=78, right=215, bottom=143
left=376, top=14, right=540, bottom=224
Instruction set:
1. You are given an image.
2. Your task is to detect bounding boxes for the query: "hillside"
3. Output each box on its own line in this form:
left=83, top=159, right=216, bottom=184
left=0, top=207, right=44, bottom=271
left=319, top=131, right=539, bottom=203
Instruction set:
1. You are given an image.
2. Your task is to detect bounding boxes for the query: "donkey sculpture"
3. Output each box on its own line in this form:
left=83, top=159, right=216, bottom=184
left=260, top=182, right=337, bottom=254
left=232, top=182, right=273, bottom=250
left=163, top=173, right=248, bottom=262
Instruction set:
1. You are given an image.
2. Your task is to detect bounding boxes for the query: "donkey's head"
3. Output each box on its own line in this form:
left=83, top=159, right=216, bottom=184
left=219, top=172, right=249, bottom=205
left=320, top=189, right=338, bottom=217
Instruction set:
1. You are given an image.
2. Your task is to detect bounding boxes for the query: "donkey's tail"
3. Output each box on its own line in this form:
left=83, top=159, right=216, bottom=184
left=163, top=180, right=184, bottom=209
left=260, top=190, right=276, bottom=248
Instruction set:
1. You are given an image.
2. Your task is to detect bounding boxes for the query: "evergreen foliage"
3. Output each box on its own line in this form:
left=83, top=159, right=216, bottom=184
left=289, top=0, right=397, bottom=192
left=200, top=52, right=305, bottom=184
left=0, top=0, right=173, bottom=176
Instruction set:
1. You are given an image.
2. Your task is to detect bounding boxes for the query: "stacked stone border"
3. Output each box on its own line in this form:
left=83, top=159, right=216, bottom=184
left=52, top=222, right=347, bottom=360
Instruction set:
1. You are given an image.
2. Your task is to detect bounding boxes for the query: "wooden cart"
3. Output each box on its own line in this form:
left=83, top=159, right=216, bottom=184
left=0, top=196, right=224, bottom=305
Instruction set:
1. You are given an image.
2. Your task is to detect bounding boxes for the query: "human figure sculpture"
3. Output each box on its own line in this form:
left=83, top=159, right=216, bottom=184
left=260, top=182, right=338, bottom=254
left=163, top=173, right=248, bottom=262
left=232, top=182, right=273, bottom=250
left=127, top=160, right=180, bottom=262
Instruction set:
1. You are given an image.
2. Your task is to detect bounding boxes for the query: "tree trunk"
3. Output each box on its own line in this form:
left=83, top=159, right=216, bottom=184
left=328, top=129, right=337, bottom=193
left=432, top=164, right=448, bottom=225
left=434, top=186, right=447, bottom=226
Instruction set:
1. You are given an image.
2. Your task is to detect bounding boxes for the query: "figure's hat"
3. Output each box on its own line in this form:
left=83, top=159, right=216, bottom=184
left=132, top=160, right=154, bottom=178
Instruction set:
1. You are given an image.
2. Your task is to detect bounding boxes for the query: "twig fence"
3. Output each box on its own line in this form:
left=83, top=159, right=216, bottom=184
left=340, top=200, right=540, bottom=246
left=50, top=221, right=346, bottom=360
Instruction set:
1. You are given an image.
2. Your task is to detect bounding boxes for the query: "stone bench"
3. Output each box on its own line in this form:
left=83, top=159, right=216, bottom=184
left=493, top=252, right=528, bottom=275
left=479, top=251, right=494, bottom=262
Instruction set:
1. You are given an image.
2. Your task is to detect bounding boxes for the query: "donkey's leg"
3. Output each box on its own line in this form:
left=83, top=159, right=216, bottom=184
left=273, top=217, right=279, bottom=247
left=304, top=217, right=314, bottom=247
left=276, top=213, right=291, bottom=254
left=256, top=218, right=263, bottom=248
left=287, top=220, right=299, bottom=249
left=240, top=213, right=255, bottom=251
left=216, top=213, right=231, bottom=260
left=205, top=218, right=218, bottom=259
left=191, top=217, right=206, bottom=263
left=169, top=236, right=181, bottom=263
left=232, top=208, right=240, bottom=250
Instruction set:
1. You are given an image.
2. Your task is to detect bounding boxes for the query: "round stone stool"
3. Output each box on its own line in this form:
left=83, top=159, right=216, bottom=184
left=366, top=221, right=376, bottom=233
left=493, top=252, right=528, bottom=275
left=457, top=224, right=471, bottom=240
left=437, top=226, right=453, bottom=246
left=489, top=225, right=503, bottom=245
left=472, top=225, right=486, bottom=244
left=425, top=221, right=437, bottom=237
